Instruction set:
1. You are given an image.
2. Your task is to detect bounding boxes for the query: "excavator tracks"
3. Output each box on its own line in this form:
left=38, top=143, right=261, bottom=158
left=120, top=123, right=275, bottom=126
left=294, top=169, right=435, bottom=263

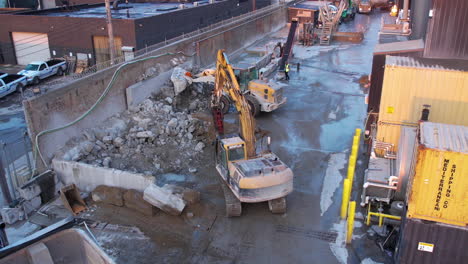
left=221, top=182, right=242, bottom=217
left=268, top=197, right=287, bottom=214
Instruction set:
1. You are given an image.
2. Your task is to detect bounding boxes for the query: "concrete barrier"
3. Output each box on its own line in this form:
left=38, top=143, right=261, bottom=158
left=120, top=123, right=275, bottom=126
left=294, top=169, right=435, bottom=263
left=52, top=159, right=155, bottom=193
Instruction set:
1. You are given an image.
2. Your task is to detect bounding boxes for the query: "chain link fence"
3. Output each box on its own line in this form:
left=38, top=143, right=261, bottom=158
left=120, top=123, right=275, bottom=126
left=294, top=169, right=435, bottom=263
left=0, top=131, right=33, bottom=205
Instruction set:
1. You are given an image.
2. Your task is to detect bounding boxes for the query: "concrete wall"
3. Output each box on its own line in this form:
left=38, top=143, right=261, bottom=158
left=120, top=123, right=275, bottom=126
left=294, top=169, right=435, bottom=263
left=24, top=4, right=287, bottom=171
left=197, top=5, right=286, bottom=66
left=52, top=159, right=155, bottom=192
left=0, top=0, right=271, bottom=64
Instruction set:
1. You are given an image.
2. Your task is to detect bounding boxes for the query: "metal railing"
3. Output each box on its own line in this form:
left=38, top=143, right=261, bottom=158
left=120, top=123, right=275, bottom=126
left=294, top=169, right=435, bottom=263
left=63, top=3, right=285, bottom=81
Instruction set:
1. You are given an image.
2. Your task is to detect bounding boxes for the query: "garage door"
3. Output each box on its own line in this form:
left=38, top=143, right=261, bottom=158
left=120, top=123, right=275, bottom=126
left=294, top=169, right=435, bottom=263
left=12, top=32, right=51, bottom=65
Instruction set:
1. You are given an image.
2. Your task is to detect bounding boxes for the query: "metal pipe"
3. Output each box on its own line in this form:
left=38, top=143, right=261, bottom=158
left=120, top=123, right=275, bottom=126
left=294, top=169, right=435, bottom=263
left=402, top=0, right=409, bottom=20
left=363, top=182, right=397, bottom=190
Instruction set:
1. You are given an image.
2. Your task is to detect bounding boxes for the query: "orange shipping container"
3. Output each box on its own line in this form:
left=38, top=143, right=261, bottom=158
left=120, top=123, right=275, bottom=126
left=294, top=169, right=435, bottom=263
left=407, top=122, right=468, bottom=227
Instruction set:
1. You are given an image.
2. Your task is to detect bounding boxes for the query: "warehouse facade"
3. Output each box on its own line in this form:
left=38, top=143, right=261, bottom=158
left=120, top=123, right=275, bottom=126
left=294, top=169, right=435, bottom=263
left=0, top=0, right=270, bottom=65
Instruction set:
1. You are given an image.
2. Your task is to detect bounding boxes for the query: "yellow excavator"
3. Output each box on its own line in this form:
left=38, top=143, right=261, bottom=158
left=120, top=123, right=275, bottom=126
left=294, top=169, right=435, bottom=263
left=211, top=50, right=294, bottom=216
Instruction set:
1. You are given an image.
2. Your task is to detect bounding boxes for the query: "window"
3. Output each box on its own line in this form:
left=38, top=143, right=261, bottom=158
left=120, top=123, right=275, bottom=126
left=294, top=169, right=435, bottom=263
left=25, top=64, right=39, bottom=71
left=228, top=145, right=245, bottom=161
left=39, top=64, right=46, bottom=71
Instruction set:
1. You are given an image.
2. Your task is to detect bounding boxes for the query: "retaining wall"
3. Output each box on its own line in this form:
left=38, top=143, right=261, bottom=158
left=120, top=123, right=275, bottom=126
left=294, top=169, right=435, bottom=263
left=24, top=5, right=287, bottom=172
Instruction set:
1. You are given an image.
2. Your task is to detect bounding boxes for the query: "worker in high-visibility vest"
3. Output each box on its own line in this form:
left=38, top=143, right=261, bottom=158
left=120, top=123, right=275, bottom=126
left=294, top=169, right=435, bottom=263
left=285, top=62, right=290, bottom=81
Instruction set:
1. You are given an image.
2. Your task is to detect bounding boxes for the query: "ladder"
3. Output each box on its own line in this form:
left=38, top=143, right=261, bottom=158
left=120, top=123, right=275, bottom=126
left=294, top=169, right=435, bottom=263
left=320, top=22, right=333, bottom=46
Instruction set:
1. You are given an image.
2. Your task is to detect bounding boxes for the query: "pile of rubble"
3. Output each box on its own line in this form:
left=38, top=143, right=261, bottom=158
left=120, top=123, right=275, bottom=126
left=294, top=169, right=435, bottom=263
left=59, top=74, right=214, bottom=175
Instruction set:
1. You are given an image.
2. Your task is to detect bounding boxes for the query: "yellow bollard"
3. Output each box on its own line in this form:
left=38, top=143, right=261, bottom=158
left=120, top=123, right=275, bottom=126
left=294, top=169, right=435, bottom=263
left=355, top=128, right=361, bottom=137
left=346, top=201, right=356, bottom=244
left=340, top=179, right=351, bottom=219
left=347, top=163, right=355, bottom=181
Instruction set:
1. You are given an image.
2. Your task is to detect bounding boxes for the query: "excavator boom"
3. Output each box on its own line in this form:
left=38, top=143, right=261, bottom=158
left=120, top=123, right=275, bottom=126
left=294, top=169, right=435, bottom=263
left=213, top=50, right=257, bottom=158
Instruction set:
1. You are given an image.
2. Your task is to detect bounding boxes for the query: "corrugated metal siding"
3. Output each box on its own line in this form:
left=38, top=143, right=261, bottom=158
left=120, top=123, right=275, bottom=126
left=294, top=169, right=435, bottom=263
left=420, top=122, right=468, bottom=153
left=407, top=146, right=468, bottom=226
left=368, top=41, right=424, bottom=113
left=398, top=218, right=468, bottom=264
left=424, top=0, right=468, bottom=60
left=376, top=56, right=468, bottom=148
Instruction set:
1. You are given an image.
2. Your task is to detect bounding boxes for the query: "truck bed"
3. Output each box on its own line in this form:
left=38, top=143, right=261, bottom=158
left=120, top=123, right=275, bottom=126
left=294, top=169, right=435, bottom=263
left=1, top=74, right=24, bottom=84
left=47, top=59, right=65, bottom=66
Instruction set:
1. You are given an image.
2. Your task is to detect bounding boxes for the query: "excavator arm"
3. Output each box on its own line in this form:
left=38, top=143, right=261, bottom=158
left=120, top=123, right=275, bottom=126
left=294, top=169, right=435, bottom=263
left=212, top=50, right=257, bottom=158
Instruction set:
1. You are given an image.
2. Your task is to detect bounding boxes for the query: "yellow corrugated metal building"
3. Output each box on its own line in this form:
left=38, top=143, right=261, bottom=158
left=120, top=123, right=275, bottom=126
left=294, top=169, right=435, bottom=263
left=376, top=56, right=468, bottom=149
left=407, top=122, right=468, bottom=227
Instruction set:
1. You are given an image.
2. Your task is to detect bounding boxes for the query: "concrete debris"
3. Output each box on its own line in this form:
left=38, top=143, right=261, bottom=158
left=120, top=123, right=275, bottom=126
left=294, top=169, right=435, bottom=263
left=171, top=67, right=191, bottom=96
left=123, top=189, right=158, bottom=216
left=163, top=184, right=201, bottom=205
left=58, top=86, right=210, bottom=175
left=92, top=185, right=124, bottom=207
left=143, top=183, right=186, bottom=216
left=194, top=142, right=205, bottom=152
left=1, top=207, right=25, bottom=225
left=19, top=184, right=41, bottom=200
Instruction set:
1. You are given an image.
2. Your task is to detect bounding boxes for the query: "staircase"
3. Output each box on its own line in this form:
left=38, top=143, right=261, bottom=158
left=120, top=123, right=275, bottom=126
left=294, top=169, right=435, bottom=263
left=279, top=19, right=298, bottom=71
left=320, top=22, right=333, bottom=46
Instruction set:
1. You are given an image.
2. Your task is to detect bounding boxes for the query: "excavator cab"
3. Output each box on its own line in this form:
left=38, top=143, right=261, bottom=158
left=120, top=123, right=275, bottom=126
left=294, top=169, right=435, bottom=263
left=216, top=136, right=247, bottom=172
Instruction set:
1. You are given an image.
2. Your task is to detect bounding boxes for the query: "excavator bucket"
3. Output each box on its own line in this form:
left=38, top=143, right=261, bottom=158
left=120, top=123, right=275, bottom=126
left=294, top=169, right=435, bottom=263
left=60, top=184, right=87, bottom=216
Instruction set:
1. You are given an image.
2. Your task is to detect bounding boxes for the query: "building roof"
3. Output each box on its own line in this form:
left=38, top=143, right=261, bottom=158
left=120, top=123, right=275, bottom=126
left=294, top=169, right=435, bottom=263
left=420, top=122, right=468, bottom=154
left=385, top=55, right=468, bottom=72
left=17, top=2, right=203, bottom=19
left=374, top=39, right=424, bottom=55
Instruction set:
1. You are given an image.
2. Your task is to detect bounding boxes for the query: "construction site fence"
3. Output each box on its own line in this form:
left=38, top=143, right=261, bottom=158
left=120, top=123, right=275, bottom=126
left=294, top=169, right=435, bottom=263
left=66, top=2, right=286, bottom=81
left=0, top=131, right=33, bottom=204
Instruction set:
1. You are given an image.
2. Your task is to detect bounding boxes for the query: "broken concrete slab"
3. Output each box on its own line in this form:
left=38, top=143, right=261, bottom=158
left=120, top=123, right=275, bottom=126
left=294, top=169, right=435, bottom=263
left=92, top=186, right=124, bottom=207
left=163, top=184, right=201, bottom=205
left=52, top=159, right=155, bottom=193
left=123, top=189, right=157, bottom=216
left=143, top=184, right=186, bottom=216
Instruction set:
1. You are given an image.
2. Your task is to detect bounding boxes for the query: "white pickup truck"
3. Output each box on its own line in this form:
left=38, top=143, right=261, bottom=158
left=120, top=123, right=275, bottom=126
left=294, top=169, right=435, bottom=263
left=18, top=59, right=67, bottom=85
left=0, top=72, right=28, bottom=98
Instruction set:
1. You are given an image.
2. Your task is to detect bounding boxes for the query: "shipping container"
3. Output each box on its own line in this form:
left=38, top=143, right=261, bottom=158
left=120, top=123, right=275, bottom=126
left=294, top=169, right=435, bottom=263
left=376, top=56, right=468, bottom=149
left=367, top=39, right=424, bottom=114
left=397, top=218, right=468, bottom=264
left=406, top=122, right=468, bottom=227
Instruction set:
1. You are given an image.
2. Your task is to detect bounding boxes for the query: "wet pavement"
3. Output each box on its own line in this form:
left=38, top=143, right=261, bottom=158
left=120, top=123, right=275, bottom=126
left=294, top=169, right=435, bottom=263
left=83, top=10, right=389, bottom=264
left=1, top=10, right=390, bottom=263
left=195, top=11, right=383, bottom=264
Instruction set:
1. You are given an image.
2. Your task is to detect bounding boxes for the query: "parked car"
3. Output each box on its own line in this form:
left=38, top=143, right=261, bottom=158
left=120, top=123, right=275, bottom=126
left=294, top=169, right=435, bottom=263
left=358, top=0, right=372, bottom=14
left=18, top=59, right=67, bottom=85
left=0, top=73, right=27, bottom=98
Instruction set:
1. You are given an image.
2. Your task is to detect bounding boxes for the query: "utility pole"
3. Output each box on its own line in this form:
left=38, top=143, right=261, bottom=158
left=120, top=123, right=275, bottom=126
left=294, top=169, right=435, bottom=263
left=105, top=0, right=116, bottom=64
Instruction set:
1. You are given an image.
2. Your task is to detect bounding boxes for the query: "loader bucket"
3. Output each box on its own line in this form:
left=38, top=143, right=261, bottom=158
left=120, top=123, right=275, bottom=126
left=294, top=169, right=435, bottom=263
left=60, top=184, right=87, bottom=215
